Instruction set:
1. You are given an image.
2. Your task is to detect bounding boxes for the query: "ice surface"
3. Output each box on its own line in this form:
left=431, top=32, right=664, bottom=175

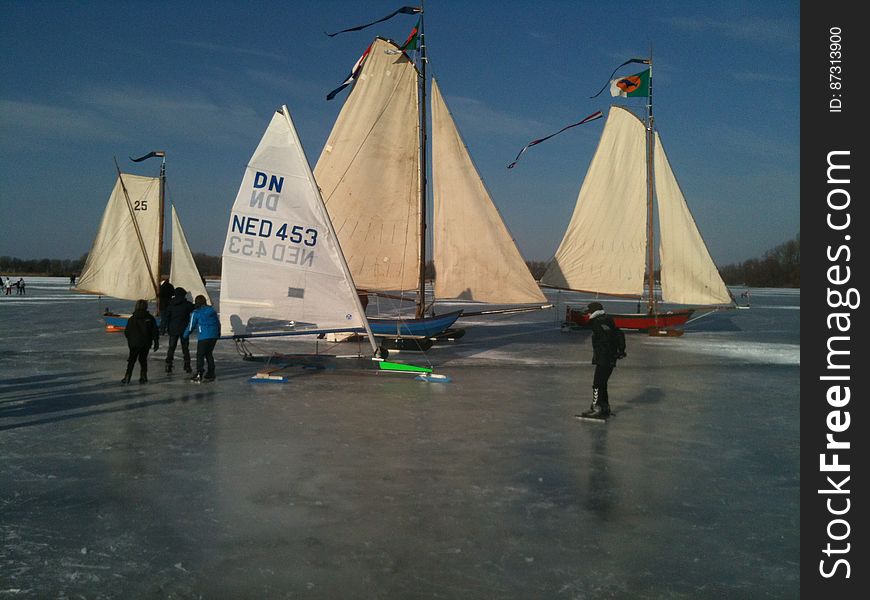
left=0, top=279, right=799, bottom=598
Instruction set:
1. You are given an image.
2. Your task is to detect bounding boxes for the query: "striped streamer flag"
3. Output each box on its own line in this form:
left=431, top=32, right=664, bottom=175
left=326, top=43, right=373, bottom=101
left=130, top=151, right=166, bottom=162
left=507, top=111, right=604, bottom=169
left=325, top=6, right=421, bottom=37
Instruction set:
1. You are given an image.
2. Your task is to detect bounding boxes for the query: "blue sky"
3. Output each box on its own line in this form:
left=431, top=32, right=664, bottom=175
left=0, top=0, right=798, bottom=265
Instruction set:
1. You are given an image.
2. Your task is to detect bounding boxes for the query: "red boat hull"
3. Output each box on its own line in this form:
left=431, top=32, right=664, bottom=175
left=565, top=306, right=694, bottom=331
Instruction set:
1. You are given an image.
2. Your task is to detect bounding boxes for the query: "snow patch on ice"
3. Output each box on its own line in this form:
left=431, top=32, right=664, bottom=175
left=651, top=338, right=799, bottom=365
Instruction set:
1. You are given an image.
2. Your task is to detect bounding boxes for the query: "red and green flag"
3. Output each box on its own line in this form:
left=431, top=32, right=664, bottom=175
left=400, top=19, right=420, bottom=51
left=610, top=69, right=650, bottom=97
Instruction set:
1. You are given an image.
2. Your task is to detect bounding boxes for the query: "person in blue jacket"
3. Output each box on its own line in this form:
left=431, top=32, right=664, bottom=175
left=183, top=295, right=220, bottom=382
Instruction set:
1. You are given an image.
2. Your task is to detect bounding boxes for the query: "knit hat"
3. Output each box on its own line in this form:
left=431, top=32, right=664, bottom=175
left=587, top=301, right=604, bottom=313
left=174, top=287, right=187, bottom=298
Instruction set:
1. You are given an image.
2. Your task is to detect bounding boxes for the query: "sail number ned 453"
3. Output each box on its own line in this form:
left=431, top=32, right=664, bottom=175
left=227, top=215, right=319, bottom=267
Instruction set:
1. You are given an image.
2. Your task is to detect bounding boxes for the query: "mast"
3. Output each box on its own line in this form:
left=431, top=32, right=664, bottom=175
left=157, top=153, right=166, bottom=315
left=645, top=47, right=656, bottom=315
left=416, top=2, right=428, bottom=318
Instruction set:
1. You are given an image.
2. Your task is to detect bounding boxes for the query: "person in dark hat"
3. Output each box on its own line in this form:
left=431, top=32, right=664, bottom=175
left=161, top=286, right=195, bottom=373
left=578, top=301, right=626, bottom=419
left=158, top=279, right=175, bottom=315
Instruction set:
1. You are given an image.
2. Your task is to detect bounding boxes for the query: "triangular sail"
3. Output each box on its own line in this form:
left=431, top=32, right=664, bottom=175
left=76, top=174, right=161, bottom=300
left=654, top=133, right=732, bottom=305
left=169, top=204, right=211, bottom=305
left=313, top=37, right=421, bottom=293
left=430, top=78, right=546, bottom=304
left=220, top=106, right=376, bottom=351
left=541, top=106, right=648, bottom=295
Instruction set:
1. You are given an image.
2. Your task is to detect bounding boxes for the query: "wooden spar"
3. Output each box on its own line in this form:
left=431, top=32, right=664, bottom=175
left=645, top=46, right=656, bottom=316
left=157, top=153, right=166, bottom=315
left=416, top=2, right=428, bottom=319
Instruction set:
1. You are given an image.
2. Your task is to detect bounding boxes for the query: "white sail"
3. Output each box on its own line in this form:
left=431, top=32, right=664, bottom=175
left=314, top=37, right=421, bottom=293
left=541, top=106, right=648, bottom=295
left=430, top=79, right=546, bottom=304
left=655, top=133, right=732, bottom=305
left=76, top=173, right=161, bottom=300
left=169, top=204, right=211, bottom=305
left=220, top=106, right=375, bottom=350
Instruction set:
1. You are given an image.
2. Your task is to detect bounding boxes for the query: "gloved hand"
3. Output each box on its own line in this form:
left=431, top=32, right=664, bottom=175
left=153, top=342, right=159, bottom=351
left=617, top=351, right=627, bottom=360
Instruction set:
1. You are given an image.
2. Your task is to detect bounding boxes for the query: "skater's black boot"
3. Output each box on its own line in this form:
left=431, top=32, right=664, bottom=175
left=579, top=388, right=611, bottom=418
left=165, top=362, right=173, bottom=373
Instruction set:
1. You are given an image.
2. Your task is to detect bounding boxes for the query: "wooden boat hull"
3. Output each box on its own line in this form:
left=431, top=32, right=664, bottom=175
left=368, top=310, right=463, bottom=338
left=564, top=306, right=694, bottom=331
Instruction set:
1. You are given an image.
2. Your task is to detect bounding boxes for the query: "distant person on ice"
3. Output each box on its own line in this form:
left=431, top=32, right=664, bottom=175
left=184, top=295, right=220, bottom=383
left=122, top=299, right=159, bottom=384
left=4, top=278, right=12, bottom=295
left=16, top=278, right=25, bottom=295
left=161, top=287, right=194, bottom=374
left=577, top=302, right=626, bottom=420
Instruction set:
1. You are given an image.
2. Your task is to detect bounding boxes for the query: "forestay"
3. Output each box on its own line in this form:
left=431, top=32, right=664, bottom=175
left=654, top=133, right=732, bottom=305
left=313, top=37, right=421, bottom=293
left=169, top=204, right=211, bottom=304
left=76, top=174, right=161, bottom=300
left=220, top=106, right=375, bottom=350
left=431, top=78, right=547, bottom=304
left=541, top=106, right=648, bottom=295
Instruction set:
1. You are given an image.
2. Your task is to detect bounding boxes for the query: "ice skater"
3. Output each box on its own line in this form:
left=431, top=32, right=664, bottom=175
left=577, top=301, right=626, bottom=420
left=161, top=287, right=194, bottom=374
left=16, top=278, right=25, bottom=295
left=184, top=295, right=220, bottom=382
left=122, top=299, right=159, bottom=384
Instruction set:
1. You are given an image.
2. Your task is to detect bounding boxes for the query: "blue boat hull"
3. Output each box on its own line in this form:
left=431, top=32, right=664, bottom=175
left=103, top=314, right=160, bottom=332
left=368, top=310, right=463, bottom=338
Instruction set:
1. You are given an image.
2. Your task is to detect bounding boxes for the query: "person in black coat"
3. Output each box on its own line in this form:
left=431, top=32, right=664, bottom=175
left=161, top=287, right=195, bottom=373
left=158, top=279, right=175, bottom=315
left=122, top=299, right=159, bottom=384
left=578, top=301, right=626, bottom=418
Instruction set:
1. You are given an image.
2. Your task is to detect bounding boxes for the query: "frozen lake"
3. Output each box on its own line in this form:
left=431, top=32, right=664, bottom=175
left=1, top=278, right=799, bottom=598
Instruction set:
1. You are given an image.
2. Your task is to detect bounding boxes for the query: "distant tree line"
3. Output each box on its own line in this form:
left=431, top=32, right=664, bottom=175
left=0, top=252, right=223, bottom=279
left=1, top=255, right=87, bottom=277
left=719, top=233, right=800, bottom=288
left=3, top=233, right=800, bottom=288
